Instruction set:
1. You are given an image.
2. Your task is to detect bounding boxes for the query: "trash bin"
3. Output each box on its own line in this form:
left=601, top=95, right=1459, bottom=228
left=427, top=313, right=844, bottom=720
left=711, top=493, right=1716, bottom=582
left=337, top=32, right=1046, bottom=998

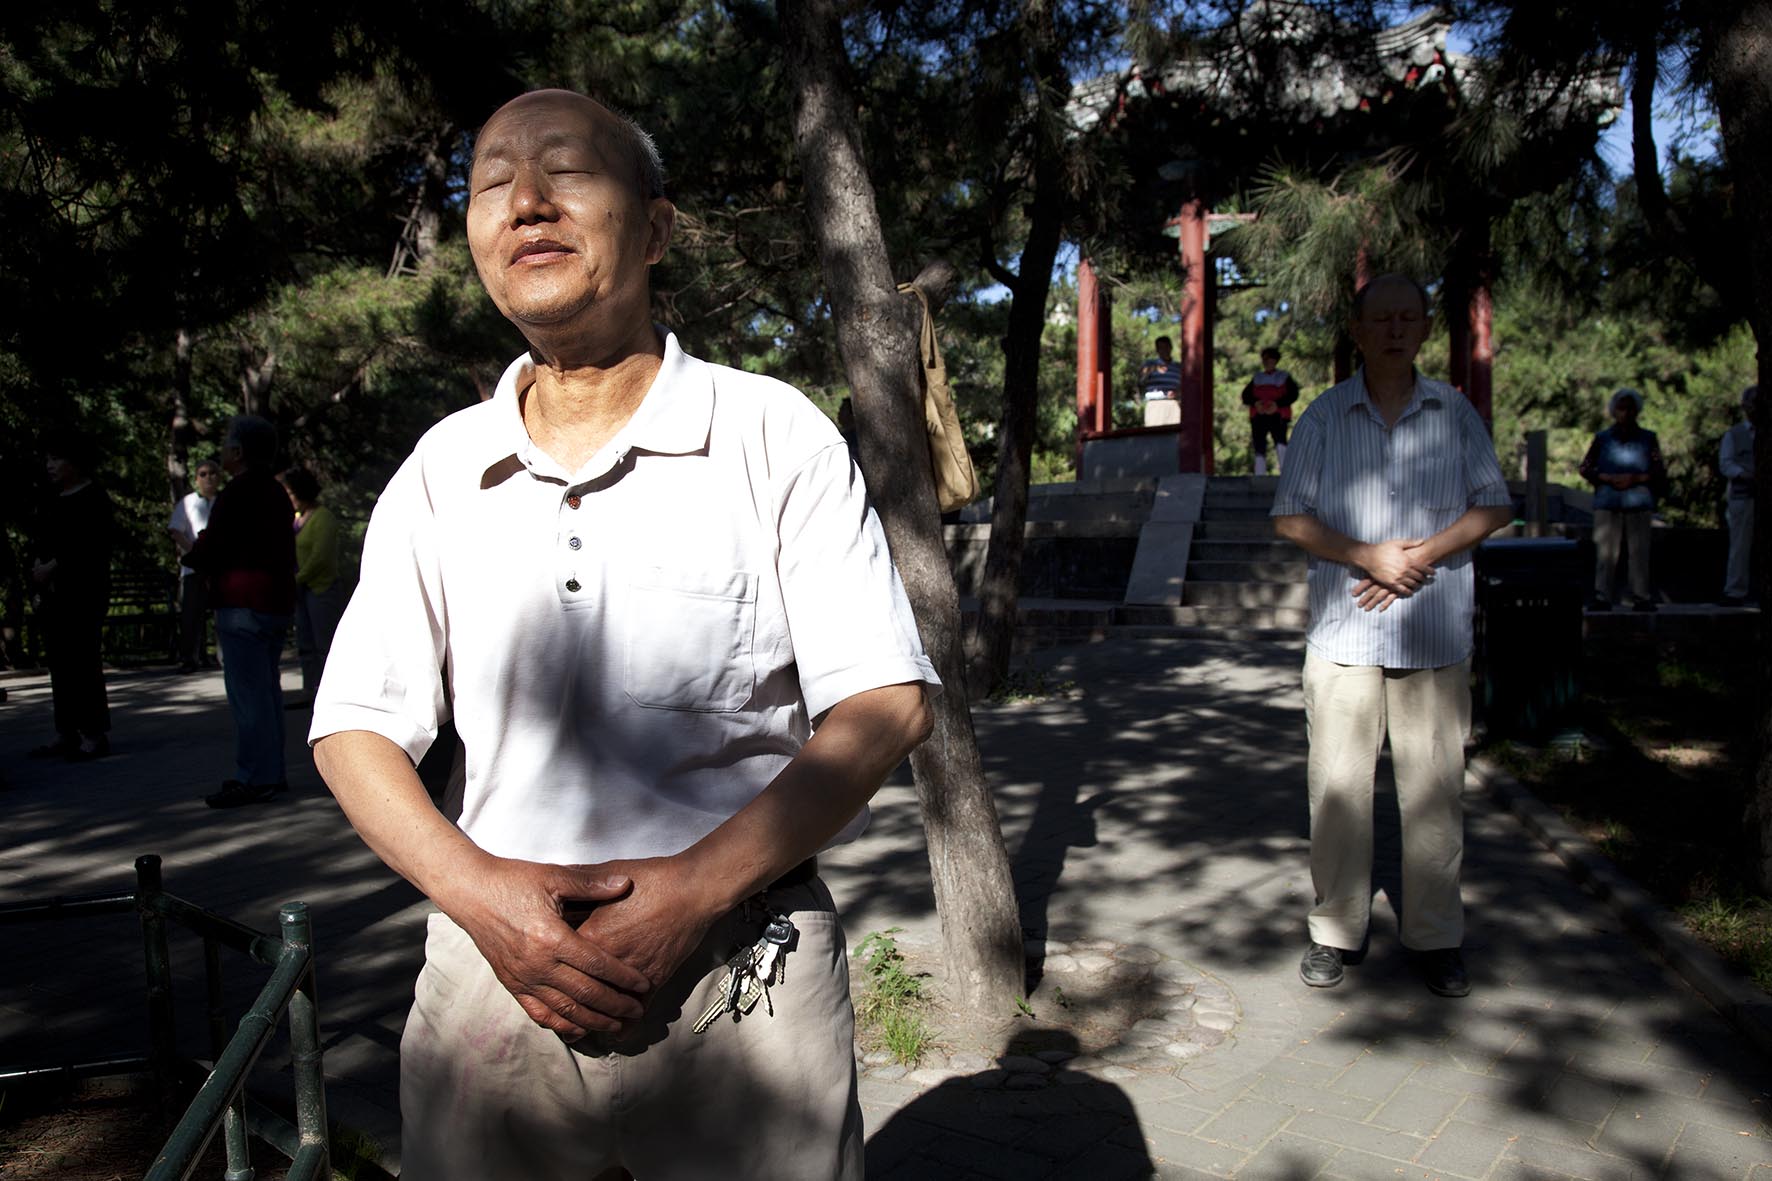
left=1474, top=537, right=1582, bottom=739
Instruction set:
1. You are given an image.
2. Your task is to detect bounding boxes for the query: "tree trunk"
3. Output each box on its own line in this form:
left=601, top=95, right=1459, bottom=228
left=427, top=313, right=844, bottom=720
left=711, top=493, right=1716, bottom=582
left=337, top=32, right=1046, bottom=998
left=1703, top=0, right=1772, bottom=889
left=239, top=345, right=277, bottom=417
left=780, top=0, right=1026, bottom=1017
left=968, top=0, right=1073, bottom=696
left=415, top=128, right=453, bottom=264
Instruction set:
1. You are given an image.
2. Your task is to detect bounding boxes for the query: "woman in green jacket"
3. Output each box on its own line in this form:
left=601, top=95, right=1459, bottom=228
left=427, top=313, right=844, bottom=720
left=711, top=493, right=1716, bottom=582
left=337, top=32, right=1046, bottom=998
left=279, top=468, right=346, bottom=707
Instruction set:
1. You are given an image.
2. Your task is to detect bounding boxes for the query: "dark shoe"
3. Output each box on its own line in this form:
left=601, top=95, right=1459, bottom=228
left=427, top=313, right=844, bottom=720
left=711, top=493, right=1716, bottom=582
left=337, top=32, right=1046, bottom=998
left=70, top=736, right=110, bottom=761
left=178, top=661, right=198, bottom=674
left=205, top=780, right=278, bottom=809
left=1586, top=594, right=1611, bottom=612
left=1630, top=597, right=1658, bottom=613
left=1416, top=948, right=1470, bottom=997
left=1299, top=942, right=1345, bottom=988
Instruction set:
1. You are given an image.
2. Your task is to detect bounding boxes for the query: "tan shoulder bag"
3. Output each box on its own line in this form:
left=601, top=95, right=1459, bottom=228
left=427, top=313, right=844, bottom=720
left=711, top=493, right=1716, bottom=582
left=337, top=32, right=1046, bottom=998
left=898, top=283, right=979, bottom=512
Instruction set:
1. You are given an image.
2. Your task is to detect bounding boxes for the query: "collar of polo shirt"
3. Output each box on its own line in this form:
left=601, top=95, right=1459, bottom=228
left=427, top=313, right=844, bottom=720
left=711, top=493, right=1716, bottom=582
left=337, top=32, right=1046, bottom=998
left=480, top=330, right=715, bottom=488
left=1348, top=369, right=1439, bottom=418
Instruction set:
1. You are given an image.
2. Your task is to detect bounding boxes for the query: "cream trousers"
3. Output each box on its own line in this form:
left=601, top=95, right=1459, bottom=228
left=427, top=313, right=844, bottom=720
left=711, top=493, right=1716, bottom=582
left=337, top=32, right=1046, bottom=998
left=1302, top=651, right=1470, bottom=952
left=1593, top=508, right=1652, bottom=602
left=400, top=879, right=862, bottom=1181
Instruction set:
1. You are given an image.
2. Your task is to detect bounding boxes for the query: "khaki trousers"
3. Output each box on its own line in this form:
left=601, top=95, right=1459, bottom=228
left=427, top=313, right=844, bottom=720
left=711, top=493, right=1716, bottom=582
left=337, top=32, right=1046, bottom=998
left=1302, top=651, right=1470, bottom=952
left=400, top=879, right=863, bottom=1181
left=1593, top=509, right=1652, bottom=602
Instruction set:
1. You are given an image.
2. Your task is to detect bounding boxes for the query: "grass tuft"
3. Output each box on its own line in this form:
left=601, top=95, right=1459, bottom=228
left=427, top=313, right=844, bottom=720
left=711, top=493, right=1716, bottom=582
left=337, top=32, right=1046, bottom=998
left=853, top=928, right=935, bottom=1067
left=988, top=662, right=1078, bottom=704
left=1681, top=894, right=1772, bottom=993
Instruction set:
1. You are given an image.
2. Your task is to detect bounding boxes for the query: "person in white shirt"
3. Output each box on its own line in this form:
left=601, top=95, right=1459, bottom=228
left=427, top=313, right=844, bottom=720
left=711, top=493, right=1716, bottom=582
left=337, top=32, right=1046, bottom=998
left=1272, top=274, right=1512, bottom=1000
left=1721, top=385, right=1757, bottom=604
left=166, top=458, right=221, bottom=671
left=309, top=90, right=937, bottom=1180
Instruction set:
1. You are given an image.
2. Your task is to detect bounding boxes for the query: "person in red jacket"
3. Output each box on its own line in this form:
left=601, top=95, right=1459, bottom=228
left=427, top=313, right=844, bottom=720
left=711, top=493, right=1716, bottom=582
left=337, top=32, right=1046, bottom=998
left=184, top=414, right=295, bottom=806
left=1241, top=346, right=1301, bottom=476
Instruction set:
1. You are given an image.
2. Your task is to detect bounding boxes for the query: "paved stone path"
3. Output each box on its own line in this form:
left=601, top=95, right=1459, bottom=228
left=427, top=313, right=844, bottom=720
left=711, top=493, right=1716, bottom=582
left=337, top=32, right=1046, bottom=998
left=3, top=635, right=1770, bottom=1178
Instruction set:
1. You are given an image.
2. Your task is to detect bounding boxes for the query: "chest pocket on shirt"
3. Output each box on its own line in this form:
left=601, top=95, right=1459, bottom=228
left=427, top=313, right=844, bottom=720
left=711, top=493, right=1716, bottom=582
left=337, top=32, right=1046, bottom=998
left=626, top=567, right=758, bottom=712
left=1403, top=432, right=1465, bottom=511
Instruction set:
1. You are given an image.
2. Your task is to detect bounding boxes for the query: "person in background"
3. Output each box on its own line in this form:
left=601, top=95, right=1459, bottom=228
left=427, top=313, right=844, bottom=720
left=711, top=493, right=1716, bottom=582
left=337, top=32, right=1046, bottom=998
left=1139, top=335, right=1183, bottom=402
left=1241, top=346, right=1301, bottom=476
left=279, top=467, right=345, bottom=708
left=28, top=436, right=113, bottom=760
left=1720, top=385, right=1757, bottom=606
left=1580, top=388, right=1665, bottom=612
left=184, top=414, right=295, bottom=807
left=168, top=457, right=223, bottom=671
left=1271, top=273, right=1512, bottom=999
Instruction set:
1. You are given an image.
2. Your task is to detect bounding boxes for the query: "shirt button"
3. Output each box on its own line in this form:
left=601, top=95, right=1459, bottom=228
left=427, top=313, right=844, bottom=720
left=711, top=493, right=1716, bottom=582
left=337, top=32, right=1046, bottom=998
left=565, top=578, right=581, bottom=593
left=567, top=495, right=581, bottom=509
left=568, top=537, right=582, bottom=550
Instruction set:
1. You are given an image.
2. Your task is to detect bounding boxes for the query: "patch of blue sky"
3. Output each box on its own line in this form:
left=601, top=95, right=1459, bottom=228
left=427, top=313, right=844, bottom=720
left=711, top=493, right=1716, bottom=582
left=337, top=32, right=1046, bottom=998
left=1438, top=17, right=1716, bottom=178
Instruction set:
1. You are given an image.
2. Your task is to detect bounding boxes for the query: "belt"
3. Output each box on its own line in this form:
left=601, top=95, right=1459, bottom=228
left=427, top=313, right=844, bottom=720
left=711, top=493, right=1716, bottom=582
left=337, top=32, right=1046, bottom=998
left=767, top=857, right=818, bottom=891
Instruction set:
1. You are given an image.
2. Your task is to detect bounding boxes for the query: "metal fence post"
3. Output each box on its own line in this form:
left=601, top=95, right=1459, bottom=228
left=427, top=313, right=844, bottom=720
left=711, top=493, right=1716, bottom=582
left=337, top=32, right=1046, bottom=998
left=280, top=903, right=331, bottom=1177
left=208, top=937, right=254, bottom=1181
left=135, top=854, right=178, bottom=1124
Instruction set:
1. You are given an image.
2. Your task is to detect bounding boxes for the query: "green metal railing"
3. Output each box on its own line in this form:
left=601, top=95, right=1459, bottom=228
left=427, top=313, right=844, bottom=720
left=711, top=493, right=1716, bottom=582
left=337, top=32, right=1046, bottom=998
left=0, top=854, right=332, bottom=1180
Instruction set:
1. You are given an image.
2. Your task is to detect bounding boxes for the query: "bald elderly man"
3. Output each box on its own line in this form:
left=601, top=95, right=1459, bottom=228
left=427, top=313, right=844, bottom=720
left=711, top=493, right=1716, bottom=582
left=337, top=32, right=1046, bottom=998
left=1271, top=274, right=1512, bottom=1000
left=311, top=90, right=938, bottom=1179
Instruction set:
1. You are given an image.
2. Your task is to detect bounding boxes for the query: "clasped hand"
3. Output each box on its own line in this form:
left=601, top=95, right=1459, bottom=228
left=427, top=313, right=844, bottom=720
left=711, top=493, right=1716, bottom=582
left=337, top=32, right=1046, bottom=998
left=450, top=854, right=718, bottom=1043
left=1351, top=538, right=1435, bottom=613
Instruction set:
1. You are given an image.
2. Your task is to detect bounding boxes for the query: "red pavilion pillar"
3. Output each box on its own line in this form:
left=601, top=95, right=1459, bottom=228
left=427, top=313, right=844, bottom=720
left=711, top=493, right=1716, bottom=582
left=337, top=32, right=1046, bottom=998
left=1448, top=224, right=1495, bottom=429
left=1467, top=280, right=1494, bottom=426
left=1177, top=199, right=1209, bottom=473
left=1074, top=257, right=1112, bottom=475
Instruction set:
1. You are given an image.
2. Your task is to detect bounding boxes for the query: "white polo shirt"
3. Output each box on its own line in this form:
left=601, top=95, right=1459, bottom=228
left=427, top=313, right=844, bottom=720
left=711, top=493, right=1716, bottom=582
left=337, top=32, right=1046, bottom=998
left=310, top=332, right=939, bottom=865
left=168, top=490, right=213, bottom=575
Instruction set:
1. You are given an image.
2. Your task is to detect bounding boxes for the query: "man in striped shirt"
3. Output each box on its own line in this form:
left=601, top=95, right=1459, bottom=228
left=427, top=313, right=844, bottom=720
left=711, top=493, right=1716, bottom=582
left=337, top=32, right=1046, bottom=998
left=1139, top=336, right=1183, bottom=400
left=1271, top=274, right=1513, bottom=999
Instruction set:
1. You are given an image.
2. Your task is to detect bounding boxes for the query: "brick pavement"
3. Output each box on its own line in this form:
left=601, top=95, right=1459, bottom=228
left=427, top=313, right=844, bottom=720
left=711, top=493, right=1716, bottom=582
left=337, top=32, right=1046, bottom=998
left=2, top=636, right=1770, bottom=1178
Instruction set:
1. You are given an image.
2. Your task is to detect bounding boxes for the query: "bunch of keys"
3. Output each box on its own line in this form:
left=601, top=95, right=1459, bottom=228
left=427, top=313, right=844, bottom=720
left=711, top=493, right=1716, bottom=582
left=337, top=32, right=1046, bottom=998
left=692, top=912, right=795, bottom=1034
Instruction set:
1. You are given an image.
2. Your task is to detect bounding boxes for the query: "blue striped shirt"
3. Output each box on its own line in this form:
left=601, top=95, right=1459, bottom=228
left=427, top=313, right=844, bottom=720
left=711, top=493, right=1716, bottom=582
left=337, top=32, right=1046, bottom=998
left=1271, top=371, right=1511, bottom=669
left=1140, top=358, right=1182, bottom=398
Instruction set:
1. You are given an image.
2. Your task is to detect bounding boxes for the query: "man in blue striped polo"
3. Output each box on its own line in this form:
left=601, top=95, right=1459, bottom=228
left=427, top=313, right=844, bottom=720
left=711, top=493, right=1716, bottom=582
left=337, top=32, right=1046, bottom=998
left=1271, top=274, right=1513, bottom=998
left=1139, top=336, right=1183, bottom=401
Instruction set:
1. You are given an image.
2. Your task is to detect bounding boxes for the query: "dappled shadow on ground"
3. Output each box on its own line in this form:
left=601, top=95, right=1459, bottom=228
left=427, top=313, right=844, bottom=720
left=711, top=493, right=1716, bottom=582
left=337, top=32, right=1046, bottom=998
left=7, top=634, right=1772, bottom=1179
left=0, top=663, right=425, bottom=1134
left=829, top=636, right=1318, bottom=987
left=829, top=634, right=1772, bottom=1177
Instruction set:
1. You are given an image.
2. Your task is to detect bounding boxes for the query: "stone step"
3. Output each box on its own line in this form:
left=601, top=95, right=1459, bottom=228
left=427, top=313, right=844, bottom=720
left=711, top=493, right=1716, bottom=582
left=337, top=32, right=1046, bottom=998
left=1206, top=476, right=1281, bottom=494
left=1193, top=520, right=1280, bottom=540
left=1202, top=485, right=1280, bottom=501
left=1184, top=559, right=1307, bottom=583
left=1023, top=491, right=1155, bottom=524
left=1117, top=604, right=1310, bottom=630
left=1114, top=623, right=1306, bottom=643
left=1200, top=505, right=1277, bottom=520
left=1182, top=581, right=1311, bottom=609
left=1190, top=539, right=1299, bottom=562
